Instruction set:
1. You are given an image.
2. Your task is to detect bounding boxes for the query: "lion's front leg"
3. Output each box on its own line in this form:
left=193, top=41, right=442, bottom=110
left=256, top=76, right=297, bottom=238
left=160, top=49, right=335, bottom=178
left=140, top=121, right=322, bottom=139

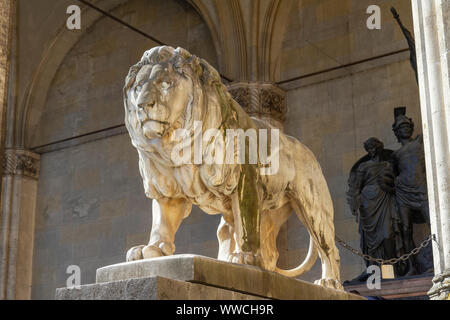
left=126, top=198, right=192, bottom=261
left=217, top=217, right=236, bottom=262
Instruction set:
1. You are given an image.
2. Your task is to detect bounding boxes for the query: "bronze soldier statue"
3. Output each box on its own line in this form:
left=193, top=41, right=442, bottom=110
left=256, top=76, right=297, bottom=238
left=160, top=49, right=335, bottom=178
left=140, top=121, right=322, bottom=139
left=391, top=107, right=432, bottom=275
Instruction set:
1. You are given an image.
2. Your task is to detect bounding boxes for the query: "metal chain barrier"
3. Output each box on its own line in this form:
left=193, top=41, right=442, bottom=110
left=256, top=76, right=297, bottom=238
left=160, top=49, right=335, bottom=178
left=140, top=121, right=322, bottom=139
left=335, top=234, right=435, bottom=265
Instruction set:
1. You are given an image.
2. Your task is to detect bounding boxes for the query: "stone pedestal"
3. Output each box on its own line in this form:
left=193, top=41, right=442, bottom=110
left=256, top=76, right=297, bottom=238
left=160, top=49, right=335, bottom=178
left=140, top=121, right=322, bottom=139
left=56, top=255, right=365, bottom=300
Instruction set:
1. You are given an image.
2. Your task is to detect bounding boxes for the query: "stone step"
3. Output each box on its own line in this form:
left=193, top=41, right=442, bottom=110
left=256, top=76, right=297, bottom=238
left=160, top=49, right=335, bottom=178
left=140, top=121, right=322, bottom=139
left=56, top=275, right=264, bottom=300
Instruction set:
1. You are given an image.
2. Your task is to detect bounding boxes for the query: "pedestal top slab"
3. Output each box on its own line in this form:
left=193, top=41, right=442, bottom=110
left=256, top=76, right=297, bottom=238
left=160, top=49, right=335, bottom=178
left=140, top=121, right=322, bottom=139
left=96, top=254, right=364, bottom=300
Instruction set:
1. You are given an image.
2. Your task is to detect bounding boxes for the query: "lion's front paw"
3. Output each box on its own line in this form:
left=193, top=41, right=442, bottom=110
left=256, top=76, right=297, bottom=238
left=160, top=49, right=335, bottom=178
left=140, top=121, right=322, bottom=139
left=126, top=245, right=146, bottom=262
left=229, top=252, right=261, bottom=267
left=126, top=244, right=166, bottom=261
left=142, top=244, right=165, bottom=259
left=314, top=278, right=344, bottom=291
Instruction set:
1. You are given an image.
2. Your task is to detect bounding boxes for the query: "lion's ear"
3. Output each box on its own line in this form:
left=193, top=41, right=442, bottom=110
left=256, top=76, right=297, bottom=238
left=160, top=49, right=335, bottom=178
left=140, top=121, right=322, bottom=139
left=125, top=65, right=140, bottom=87
left=166, top=63, right=174, bottom=74
left=175, top=47, right=191, bottom=59
left=166, top=62, right=183, bottom=79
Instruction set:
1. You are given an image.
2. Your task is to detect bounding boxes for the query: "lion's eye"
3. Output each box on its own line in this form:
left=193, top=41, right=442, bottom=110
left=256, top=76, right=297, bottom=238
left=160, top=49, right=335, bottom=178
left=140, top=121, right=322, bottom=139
left=135, top=81, right=145, bottom=92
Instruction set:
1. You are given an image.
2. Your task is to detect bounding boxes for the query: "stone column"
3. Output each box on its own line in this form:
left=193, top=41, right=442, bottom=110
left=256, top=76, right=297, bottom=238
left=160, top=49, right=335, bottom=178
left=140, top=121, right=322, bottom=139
left=0, top=0, right=14, bottom=175
left=0, top=149, right=40, bottom=300
left=227, top=82, right=287, bottom=131
left=411, top=0, right=450, bottom=300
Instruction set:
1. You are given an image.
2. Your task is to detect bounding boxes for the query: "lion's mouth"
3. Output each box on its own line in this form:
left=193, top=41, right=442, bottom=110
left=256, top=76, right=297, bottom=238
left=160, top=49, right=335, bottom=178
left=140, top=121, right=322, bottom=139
left=141, top=119, right=170, bottom=138
left=142, top=119, right=169, bottom=126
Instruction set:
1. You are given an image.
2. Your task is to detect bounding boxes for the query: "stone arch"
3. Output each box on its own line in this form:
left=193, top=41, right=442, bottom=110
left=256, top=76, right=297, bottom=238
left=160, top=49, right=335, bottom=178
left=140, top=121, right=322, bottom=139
left=20, top=0, right=221, bottom=148
left=20, top=0, right=128, bottom=148
left=186, top=0, right=224, bottom=75
left=261, top=0, right=295, bottom=82
left=187, top=0, right=294, bottom=82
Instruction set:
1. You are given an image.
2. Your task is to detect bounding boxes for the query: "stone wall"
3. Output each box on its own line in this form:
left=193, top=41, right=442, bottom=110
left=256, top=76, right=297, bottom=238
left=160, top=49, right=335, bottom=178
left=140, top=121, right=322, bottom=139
left=279, top=0, right=417, bottom=81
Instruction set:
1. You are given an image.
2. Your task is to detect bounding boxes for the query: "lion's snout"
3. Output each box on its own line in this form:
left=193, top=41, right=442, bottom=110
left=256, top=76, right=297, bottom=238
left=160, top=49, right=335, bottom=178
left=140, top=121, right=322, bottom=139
left=138, top=101, right=155, bottom=109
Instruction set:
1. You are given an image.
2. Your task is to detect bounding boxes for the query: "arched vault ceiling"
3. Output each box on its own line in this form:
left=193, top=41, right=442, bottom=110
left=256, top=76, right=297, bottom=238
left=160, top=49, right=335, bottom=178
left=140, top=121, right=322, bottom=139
left=20, top=0, right=293, bottom=147
left=21, top=0, right=128, bottom=148
left=187, top=0, right=294, bottom=82
left=21, top=0, right=219, bottom=148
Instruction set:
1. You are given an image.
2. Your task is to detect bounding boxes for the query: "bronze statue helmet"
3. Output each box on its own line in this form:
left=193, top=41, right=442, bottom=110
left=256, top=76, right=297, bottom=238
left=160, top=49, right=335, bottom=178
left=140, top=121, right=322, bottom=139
left=392, top=106, right=414, bottom=132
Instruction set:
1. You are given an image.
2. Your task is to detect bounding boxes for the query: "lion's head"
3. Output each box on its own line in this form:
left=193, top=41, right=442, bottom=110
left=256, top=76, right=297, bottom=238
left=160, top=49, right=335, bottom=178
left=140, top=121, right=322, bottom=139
left=123, top=46, right=234, bottom=153
left=124, top=46, right=251, bottom=199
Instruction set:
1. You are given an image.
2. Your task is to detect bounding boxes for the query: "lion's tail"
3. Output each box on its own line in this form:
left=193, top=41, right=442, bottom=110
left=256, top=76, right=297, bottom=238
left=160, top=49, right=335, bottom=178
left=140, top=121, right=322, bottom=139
left=274, top=235, right=318, bottom=277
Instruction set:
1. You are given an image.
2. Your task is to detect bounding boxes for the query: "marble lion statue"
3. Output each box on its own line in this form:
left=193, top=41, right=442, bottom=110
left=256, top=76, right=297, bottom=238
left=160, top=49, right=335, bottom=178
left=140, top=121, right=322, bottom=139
left=123, top=46, right=342, bottom=290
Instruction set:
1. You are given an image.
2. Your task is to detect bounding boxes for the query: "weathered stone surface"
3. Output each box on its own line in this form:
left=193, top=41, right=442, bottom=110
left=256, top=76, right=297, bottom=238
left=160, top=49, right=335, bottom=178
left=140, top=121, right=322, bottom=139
left=56, top=276, right=263, bottom=300
left=96, top=255, right=364, bottom=300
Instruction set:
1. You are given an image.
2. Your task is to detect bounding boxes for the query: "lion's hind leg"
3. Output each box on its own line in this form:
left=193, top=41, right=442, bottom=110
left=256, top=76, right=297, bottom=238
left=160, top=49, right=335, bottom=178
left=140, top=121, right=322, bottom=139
left=259, top=204, right=292, bottom=271
left=291, top=198, right=343, bottom=290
